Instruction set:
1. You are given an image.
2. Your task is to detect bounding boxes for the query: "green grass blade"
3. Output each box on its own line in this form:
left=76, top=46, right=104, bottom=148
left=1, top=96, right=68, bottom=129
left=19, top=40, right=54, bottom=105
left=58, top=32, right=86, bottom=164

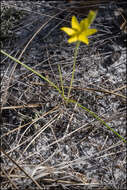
left=67, top=98, right=126, bottom=143
left=1, top=50, right=62, bottom=95
left=58, top=64, right=64, bottom=97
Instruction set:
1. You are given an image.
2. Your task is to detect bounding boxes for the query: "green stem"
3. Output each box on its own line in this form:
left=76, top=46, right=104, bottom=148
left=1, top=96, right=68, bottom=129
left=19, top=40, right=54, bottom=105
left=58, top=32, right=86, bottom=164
left=58, top=64, right=64, bottom=97
left=67, top=41, right=80, bottom=102
left=1, top=50, right=62, bottom=95
left=66, top=97, right=126, bottom=143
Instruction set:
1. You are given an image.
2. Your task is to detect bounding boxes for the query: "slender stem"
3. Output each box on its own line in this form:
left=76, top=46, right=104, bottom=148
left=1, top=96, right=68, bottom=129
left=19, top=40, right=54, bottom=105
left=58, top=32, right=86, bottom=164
left=58, top=64, right=64, bottom=97
left=66, top=97, right=126, bottom=143
left=67, top=41, right=80, bottom=102
left=1, top=50, right=62, bottom=95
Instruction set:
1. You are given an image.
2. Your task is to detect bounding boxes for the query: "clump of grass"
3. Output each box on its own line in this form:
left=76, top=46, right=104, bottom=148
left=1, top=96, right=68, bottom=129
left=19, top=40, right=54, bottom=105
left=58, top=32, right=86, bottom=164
left=1, top=48, right=126, bottom=144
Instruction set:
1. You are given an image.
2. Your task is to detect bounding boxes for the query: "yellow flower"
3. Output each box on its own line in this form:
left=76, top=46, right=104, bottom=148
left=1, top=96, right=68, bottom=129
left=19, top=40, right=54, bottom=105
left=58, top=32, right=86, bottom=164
left=61, top=10, right=98, bottom=44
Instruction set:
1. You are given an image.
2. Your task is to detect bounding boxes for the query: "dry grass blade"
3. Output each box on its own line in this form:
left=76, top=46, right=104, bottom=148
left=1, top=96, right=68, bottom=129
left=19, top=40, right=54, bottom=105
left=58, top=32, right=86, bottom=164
left=0, top=148, right=43, bottom=189
left=1, top=7, right=65, bottom=107
left=22, top=112, right=60, bottom=154
left=112, top=85, right=126, bottom=92
left=18, top=9, right=66, bottom=59
left=1, top=106, right=59, bottom=139
left=30, top=82, right=126, bottom=99
left=1, top=103, right=44, bottom=110
left=1, top=167, right=18, bottom=189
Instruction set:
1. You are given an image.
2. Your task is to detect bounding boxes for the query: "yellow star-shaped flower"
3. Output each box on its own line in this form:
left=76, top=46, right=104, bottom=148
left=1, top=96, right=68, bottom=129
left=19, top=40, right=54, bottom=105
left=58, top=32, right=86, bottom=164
left=61, top=10, right=98, bottom=44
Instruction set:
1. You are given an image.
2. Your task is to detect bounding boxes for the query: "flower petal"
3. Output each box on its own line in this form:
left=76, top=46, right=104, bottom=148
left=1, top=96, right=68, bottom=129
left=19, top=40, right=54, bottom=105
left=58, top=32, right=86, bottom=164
left=78, top=33, right=89, bottom=45
left=87, top=10, right=97, bottom=27
left=85, top=28, right=97, bottom=36
left=61, top=11, right=97, bottom=44
left=68, top=35, right=78, bottom=43
left=72, top=16, right=80, bottom=31
left=61, top=27, right=76, bottom=36
left=80, top=18, right=89, bottom=29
